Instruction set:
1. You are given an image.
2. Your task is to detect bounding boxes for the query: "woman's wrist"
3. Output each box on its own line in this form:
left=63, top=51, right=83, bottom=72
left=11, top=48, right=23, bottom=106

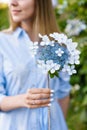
left=0, top=94, right=27, bottom=111
left=14, top=94, right=27, bottom=108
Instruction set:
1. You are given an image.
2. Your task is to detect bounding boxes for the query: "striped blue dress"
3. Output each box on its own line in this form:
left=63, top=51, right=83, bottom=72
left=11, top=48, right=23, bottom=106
left=0, top=27, right=71, bottom=130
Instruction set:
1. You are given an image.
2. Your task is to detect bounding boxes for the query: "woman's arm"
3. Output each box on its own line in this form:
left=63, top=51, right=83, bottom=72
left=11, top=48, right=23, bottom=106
left=0, top=88, right=52, bottom=112
left=58, top=95, right=70, bottom=118
left=0, top=94, right=26, bottom=111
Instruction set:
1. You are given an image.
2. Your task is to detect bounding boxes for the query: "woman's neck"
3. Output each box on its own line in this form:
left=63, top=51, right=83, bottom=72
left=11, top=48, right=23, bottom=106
left=21, top=21, right=38, bottom=42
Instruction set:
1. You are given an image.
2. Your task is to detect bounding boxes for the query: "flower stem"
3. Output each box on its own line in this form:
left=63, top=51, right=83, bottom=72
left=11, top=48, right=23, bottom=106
left=47, top=74, right=51, bottom=130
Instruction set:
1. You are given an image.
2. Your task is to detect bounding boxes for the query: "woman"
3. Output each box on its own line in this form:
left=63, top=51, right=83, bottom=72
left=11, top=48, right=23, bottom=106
left=0, top=0, right=71, bottom=130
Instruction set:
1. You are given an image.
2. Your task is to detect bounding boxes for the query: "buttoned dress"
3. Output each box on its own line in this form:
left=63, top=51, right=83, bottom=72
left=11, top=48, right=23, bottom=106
left=0, top=28, right=71, bottom=130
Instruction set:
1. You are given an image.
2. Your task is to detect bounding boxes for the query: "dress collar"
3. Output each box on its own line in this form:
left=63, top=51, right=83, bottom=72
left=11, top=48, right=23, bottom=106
left=13, top=27, right=35, bottom=43
left=13, top=27, right=25, bottom=38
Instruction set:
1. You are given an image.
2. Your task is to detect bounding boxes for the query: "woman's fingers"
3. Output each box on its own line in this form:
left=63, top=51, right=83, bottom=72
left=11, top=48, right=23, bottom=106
left=25, top=98, right=53, bottom=109
left=27, top=88, right=54, bottom=100
left=26, top=103, right=51, bottom=109
left=26, top=98, right=53, bottom=105
left=27, top=88, right=54, bottom=94
left=27, top=93, right=52, bottom=100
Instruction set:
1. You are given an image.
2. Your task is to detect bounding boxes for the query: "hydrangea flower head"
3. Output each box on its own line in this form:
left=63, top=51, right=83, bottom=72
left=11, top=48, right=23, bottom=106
left=29, top=33, right=80, bottom=77
left=65, top=19, right=87, bottom=36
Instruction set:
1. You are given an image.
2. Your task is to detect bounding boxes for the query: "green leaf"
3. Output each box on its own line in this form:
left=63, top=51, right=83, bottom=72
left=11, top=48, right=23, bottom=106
left=83, top=86, right=87, bottom=93
left=82, top=95, right=87, bottom=106
left=80, top=110, right=87, bottom=123
left=48, top=71, right=59, bottom=78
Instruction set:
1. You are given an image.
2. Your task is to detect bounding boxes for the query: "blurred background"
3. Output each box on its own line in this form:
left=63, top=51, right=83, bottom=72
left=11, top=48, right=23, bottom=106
left=0, top=0, right=87, bottom=130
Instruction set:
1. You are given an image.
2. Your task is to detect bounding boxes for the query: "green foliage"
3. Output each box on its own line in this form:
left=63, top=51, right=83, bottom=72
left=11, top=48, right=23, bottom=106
left=70, top=44, right=87, bottom=125
left=0, top=7, right=9, bottom=30
left=70, top=44, right=87, bottom=86
left=55, top=0, right=87, bottom=129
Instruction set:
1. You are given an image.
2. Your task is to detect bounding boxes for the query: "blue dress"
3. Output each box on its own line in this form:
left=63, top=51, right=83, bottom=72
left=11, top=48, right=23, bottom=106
left=0, top=27, right=71, bottom=130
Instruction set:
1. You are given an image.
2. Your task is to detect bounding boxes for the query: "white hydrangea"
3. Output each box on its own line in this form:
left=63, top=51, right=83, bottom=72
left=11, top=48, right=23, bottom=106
left=30, top=33, right=80, bottom=76
left=29, top=41, right=38, bottom=57
left=65, top=19, right=87, bottom=36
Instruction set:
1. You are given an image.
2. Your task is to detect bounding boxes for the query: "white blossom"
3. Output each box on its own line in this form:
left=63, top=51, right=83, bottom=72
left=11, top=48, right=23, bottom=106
left=39, top=34, right=50, bottom=46
left=67, top=42, right=78, bottom=52
left=62, top=65, right=77, bottom=75
left=74, top=84, right=80, bottom=91
left=54, top=64, right=60, bottom=70
left=50, top=68, right=55, bottom=74
left=50, top=33, right=68, bottom=45
left=55, top=48, right=64, bottom=57
left=65, top=19, right=87, bottom=36
left=29, top=41, right=38, bottom=57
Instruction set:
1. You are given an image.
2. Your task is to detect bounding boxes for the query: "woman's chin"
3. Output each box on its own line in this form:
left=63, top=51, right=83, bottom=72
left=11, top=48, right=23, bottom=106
left=11, top=15, right=22, bottom=23
left=12, top=18, right=22, bottom=23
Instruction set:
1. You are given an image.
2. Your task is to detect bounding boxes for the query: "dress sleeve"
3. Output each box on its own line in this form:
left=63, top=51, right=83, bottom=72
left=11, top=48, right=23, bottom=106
left=56, top=72, right=72, bottom=99
left=0, top=53, right=6, bottom=104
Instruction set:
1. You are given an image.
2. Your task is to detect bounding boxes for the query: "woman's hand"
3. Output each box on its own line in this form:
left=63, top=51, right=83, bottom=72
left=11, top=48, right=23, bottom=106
left=0, top=88, right=54, bottom=111
left=23, top=88, right=54, bottom=109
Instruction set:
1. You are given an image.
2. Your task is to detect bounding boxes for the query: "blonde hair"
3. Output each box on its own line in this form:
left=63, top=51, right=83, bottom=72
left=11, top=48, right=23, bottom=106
left=9, top=0, right=59, bottom=35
